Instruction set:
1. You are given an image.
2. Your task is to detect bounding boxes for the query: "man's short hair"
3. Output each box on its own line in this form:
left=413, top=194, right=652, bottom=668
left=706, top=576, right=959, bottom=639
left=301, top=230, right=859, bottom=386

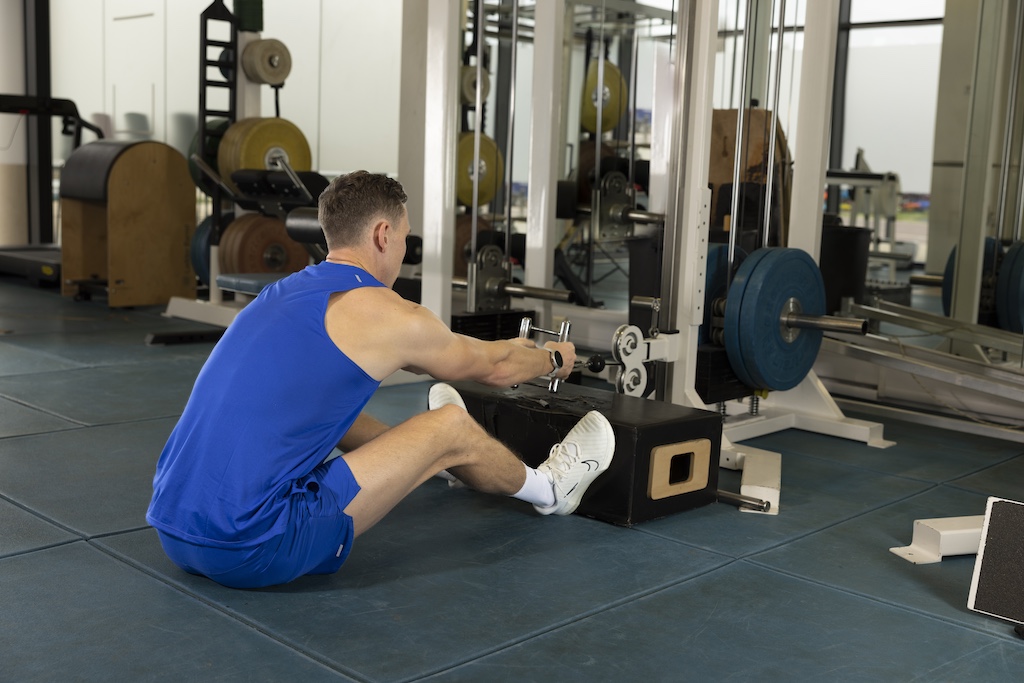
left=318, top=171, right=408, bottom=250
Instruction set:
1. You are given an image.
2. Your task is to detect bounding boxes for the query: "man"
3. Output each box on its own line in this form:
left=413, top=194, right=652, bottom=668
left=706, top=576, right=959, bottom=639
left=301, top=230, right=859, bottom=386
left=147, top=171, right=615, bottom=589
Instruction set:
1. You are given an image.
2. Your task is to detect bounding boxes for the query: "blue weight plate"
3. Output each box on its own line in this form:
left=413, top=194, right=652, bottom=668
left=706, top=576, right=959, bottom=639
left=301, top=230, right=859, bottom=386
left=191, top=216, right=214, bottom=285
left=701, top=244, right=746, bottom=345
left=998, top=241, right=1024, bottom=332
left=941, top=236, right=999, bottom=318
left=736, top=248, right=826, bottom=391
left=996, top=241, right=1024, bottom=332
left=723, top=247, right=773, bottom=388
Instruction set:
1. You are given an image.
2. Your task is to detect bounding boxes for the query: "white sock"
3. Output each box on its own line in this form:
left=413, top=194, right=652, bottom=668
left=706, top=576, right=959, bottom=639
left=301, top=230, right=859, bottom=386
left=434, top=469, right=458, bottom=482
left=510, top=463, right=556, bottom=507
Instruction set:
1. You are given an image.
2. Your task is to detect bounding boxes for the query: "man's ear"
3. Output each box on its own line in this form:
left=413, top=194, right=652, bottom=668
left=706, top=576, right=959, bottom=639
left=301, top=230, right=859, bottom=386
left=372, top=220, right=389, bottom=252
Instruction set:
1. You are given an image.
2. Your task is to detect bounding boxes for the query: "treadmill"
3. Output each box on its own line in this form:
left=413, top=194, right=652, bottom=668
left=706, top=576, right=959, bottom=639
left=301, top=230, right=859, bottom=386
left=0, top=94, right=103, bottom=286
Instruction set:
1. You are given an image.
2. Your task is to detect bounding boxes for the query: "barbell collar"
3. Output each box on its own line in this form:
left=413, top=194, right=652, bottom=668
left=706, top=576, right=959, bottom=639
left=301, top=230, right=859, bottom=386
left=784, top=313, right=867, bottom=335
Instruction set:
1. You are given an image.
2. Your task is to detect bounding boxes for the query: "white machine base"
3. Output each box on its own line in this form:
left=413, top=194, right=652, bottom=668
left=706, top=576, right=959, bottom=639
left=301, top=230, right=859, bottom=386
left=889, top=515, right=984, bottom=564
left=163, top=295, right=247, bottom=328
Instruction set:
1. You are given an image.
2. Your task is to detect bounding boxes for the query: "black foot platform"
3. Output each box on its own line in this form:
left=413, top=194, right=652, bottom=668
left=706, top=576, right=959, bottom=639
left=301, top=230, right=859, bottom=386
left=452, top=381, right=722, bottom=526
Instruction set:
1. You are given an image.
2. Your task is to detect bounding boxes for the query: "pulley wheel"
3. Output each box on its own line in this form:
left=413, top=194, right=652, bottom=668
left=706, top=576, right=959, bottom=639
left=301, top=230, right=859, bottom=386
left=941, top=236, right=999, bottom=323
left=456, top=132, right=504, bottom=207
left=996, top=240, right=1024, bottom=332
left=220, top=214, right=309, bottom=275
left=580, top=60, right=627, bottom=134
left=241, top=38, right=292, bottom=86
left=217, top=118, right=312, bottom=186
left=460, top=65, right=491, bottom=105
left=724, top=248, right=825, bottom=391
left=188, top=118, right=231, bottom=196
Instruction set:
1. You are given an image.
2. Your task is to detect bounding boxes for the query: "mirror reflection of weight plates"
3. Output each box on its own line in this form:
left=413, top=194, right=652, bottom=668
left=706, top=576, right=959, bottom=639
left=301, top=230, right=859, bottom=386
left=580, top=59, right=627, bottom=134
left=456, top=132, right=504, bottom=207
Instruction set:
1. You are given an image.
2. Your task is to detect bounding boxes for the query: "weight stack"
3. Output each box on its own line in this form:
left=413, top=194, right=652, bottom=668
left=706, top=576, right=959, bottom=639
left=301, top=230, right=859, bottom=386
left=451, top=381, right=722, bottom=526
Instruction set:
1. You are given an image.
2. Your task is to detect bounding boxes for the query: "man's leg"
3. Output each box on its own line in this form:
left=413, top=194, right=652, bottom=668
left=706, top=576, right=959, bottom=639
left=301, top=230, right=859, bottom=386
left=342, top=404, right=527, bottom=537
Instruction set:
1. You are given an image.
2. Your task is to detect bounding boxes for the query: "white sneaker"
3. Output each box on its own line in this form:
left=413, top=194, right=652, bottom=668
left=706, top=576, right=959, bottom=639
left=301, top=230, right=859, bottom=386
left=428, top=383, right=468, bottom=488
left=534, top=411, right=615, bottom=516
left=428, top=383, right=467, bottom=411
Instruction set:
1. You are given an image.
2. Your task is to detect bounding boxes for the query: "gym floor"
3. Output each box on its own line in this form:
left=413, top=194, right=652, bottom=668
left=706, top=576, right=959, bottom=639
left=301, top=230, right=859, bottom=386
left=2, top=272, right=1023, bottom=682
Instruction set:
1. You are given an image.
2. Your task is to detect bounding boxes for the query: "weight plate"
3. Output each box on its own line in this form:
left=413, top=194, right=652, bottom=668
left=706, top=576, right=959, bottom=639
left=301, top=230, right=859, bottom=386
left=241, top=38, right=292, bottom=86
left=702, top=243, right=746, bottom=345
left=219, top=214, right=257, bottom=274
left=191, top=215, right=214, bottom=285
left=218, top=118, right=312, bottom=187
left=232, top=214, right=309, bottom=274
left=456, top=132, right=504, bottom=207
left=188, top=118, right=231, bottom=196
left=580, top=60, right=627, bottom=134
left=460, top=65, right=491, bottom=105
left=997, top=240, right=1024, bottom=332
left=726, top=248, right=825, bottom=391
left=722, top=247, right=772, bottom=388
left=941, top=236, right=999, bottom=318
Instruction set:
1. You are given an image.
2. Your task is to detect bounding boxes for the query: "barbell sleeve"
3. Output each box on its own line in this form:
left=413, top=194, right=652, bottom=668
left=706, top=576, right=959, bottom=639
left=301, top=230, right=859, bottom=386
left=718, top=490, right=772, bottom=513
left=784, top=313, right=868, bottom=335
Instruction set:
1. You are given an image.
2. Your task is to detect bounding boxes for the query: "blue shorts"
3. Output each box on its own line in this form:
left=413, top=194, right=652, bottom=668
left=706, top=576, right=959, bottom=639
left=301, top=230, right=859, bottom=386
left=157, top=457, right=361, bottom=589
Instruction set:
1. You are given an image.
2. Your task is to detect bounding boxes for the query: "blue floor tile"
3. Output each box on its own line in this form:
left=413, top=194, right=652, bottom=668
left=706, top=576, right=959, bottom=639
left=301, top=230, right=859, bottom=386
left=0, top=542, right=350, bottom=682
left=0, top=396, right=80, bottom=437
left=0, top=498, right=77, bottom=559
left=746, top=416, right=1024, bottom=483
left=0, top=339, right=85, bottom=377
left=0, top=327, right=217, bottom=366
left=0, top=419, right=175, bottom=537
left=948, top=453, right=1024, bottom=501
left=638, top=452, right=929, bottom=557
left=0, top=359, right=204, bottom=425
left=427, top=562, right=1007, bottom=683
left=752, top=485, right=1012, bottom=638
left=99, top=480, right=731, bottom=682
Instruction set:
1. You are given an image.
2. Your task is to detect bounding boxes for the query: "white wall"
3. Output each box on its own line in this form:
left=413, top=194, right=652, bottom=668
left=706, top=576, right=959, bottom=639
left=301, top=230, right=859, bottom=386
left=0, top=0, right=27, bottom=246
left=842, top=27, right=943, bottom=193
left=50, top=0, right=404, bottom=177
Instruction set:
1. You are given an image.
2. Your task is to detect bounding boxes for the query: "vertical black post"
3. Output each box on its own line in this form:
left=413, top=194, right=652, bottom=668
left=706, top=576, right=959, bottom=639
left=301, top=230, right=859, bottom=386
left=24, top=0, right=53, bottom=244
left=827, top=0, right=851, bottom=215
left=492, top=0, right=512, bottom=216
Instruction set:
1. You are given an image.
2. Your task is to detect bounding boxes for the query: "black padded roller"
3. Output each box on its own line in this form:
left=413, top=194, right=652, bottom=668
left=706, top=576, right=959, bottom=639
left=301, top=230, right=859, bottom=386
left=285, top=206, right=424, bottom=265
left=60, top=141, right=136, bottom=201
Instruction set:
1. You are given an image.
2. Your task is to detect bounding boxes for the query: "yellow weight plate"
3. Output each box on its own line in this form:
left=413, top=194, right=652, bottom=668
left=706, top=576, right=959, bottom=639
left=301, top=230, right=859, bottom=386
left=580, top=60, right=627, bottom=134
left=218, top=118, right=312, bottom=186
left=241, top=38, right=292, bottom=86
left=460, top=65, right=491, bottom=105
left=456, top=132, right=504, bottom=207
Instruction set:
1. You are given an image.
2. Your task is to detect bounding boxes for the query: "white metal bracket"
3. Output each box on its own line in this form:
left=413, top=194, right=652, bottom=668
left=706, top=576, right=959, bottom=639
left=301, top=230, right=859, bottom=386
left=889, top=515, right=984, bottom=564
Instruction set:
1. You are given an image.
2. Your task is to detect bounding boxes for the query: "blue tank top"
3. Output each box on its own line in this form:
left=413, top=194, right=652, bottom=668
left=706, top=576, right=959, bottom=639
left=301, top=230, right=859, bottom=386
left=147, top=263, right=385, bottom=548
